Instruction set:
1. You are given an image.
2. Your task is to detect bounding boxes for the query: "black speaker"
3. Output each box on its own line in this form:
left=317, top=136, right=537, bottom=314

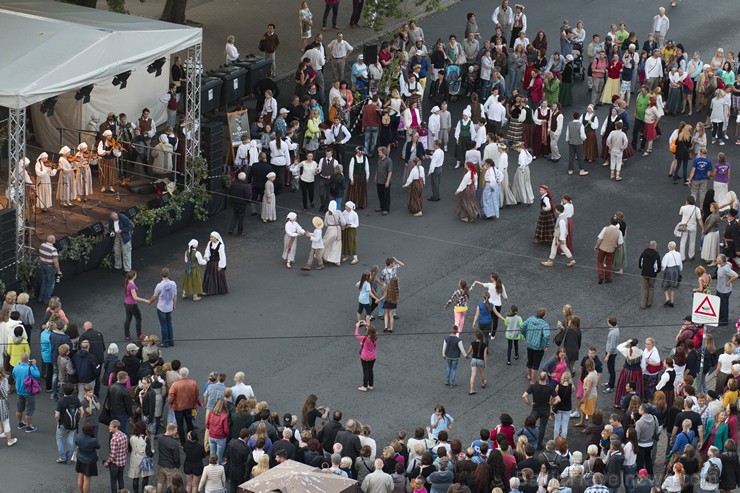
left=363, top=43, right=378, bottom=64
left=54, top=236, right=71, bottom=251
left=122, top=206, right=140, bottom=220
left=0, top=209, right=17, bottom=267
left=78, top=222, right=104, bottom=237
left=147, top=194, right=171, bottom=209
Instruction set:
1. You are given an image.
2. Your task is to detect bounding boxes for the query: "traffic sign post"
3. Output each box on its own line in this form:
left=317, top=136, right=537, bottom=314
left=692, top=293, right=720, bottom=326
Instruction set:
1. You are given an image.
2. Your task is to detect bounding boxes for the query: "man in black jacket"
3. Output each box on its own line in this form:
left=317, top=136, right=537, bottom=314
left=156, top=423, right=182, bottom=492
left=247, top=155, right=272, bottom=215
left=228, top=172, right=251, bottom=236
left=334, top=419, right=362, bottom=463
left=122, top=343, right=142, bottom=386
left=270, top=428, right=297, bottom=466
left=724, top=209, right=740, bottom=261
left=72, top=341, right=99, bottom=402
left=319, top=410, right=344, bottom=453
left=638, top=240, right=661, bottom=309
left=107, top=371, right=133, bottom=434
left=225, top=428, right=251, bottom=493
left=77, top=321, right=105, bottom=396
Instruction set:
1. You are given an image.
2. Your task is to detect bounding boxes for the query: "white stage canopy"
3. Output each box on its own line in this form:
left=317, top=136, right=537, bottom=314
left=0, top=0, right=201, bottom=109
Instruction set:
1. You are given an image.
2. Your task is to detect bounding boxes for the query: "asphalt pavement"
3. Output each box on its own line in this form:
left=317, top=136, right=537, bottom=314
left=9, top=0, right=740, bottom=491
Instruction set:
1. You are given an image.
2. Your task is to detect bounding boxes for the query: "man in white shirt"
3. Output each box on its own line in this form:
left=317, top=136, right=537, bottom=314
left=327, top=33, right=353, bottom=82
left=328, top=79, right=346, bottom=109
left=305, top=39, right=326, bottom=95
left=491, top=0, right=514, bottom=43
left=644, top=50, right=663, bottom=91
left=428, top=140, right=444, bottom=201
left=541, top=204, right=576, bottom=268
left=325, top=120, right=351, bottom=165
left=484, top=94, right=507, bottom=133
left=652, top=7, right=670, bottom=49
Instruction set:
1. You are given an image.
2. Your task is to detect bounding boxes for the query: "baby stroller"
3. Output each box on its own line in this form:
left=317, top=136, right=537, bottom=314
left=447, top=65, right=462, bottom=102
left=463, top=64, right=480, bottom=98
left=572, top=42, right=586, bottom=80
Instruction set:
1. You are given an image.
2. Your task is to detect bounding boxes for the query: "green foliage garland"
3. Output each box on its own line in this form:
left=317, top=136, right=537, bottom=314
left=18, top=256, right=40, bottom=296
left=59, top=232, right=108, bottom=264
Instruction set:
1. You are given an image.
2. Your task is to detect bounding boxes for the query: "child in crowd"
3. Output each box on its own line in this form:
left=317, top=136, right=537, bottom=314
left=499, top=304, right=523, bottom=366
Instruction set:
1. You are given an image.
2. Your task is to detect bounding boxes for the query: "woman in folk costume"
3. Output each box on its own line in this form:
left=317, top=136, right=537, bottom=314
left=74, top=143, right=93, bottom=202
left=402, top=157, right=425, bottom=217
left=481, top=159, right=502, bottom=219
left=454, top=162, right=480, bottom=223
left=261, top=172, right=277, bottom=223
left=55, top=146, right=76, bottom=207
left=341, top=201, right=360, bottom=264
left=402, top=132, right=426, bottom=183
left=532, top=99, right=551, bottom=158
left=599, top=106, right=623, bottom=163
left=496, top=143, right=517, bottom=207
left=7, top=157, right=33, bottom=211
left=454, top=108, right=474, bottom=168
left=202, top=232, right=228, bottom=295
left=283, top=212, right=307, bottom=268
left=511, top=143, right=534, bottom=205
left=533, top=185, right=556, bottom=244
left=322, top=201, right=345, bottom=266
left=345, top=147, right=369, bottom=209
left=582, top=105, right=600, bottom=162
left=34, top=152, right=57, bottom=212
left=182, top=239, right=206, bottom=301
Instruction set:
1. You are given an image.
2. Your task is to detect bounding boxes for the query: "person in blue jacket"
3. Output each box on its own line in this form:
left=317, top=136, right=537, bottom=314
left=12, top=353, right=41, bottom=432
left=108, top=211, right=134, bottom=272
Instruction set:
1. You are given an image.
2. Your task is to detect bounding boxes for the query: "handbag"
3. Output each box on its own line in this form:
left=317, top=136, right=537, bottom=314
left=258, top=39, right=266, bottom=52
left=24, top=368, right=42, bottom=395
left=139, top=456, right=154, bottom=472
left=98, top=393, right=112, bottom=426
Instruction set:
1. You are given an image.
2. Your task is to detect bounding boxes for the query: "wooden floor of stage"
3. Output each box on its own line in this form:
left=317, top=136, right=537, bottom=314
left=3, top=184, right=158, bottom=252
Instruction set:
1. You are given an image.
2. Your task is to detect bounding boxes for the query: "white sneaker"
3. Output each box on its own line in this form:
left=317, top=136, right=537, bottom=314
left=569, top=410, right=580, bottom=418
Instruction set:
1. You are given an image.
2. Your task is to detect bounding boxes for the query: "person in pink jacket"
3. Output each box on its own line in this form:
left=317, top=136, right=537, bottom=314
left=355, top=321, right=378, bottom=392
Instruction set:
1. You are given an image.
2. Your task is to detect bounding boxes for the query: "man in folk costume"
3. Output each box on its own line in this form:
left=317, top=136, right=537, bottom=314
left=520, top=98, right=537, bottom=153
left=495, top=142, right=517, bottom=206
left=346, top=147, right=370, bottom=209
left=510, top=4, right=527, bottom=49
left=137, top=108, right=156, bottom=163
left=341, top=201, right=360, bottom=265
left=34, top=152, right=57, bottom=212
left=548, top=103, right=564, bottom=162
left=532, top=99, right=551, bottom=159
left=56, top=146, right=76, bottom=207
left=492, top=0, right=514, bottom=46
left=541, top=204, right=576, bottom=268
left=98, top=129, right=121, bottom=192
left=454, top=108, right=474, bottom=169
left=606, top=120, right=629, bottom=181
left=83, top=114, right=100, bottom=150
left=74, top=143, right=93, bottom=202
left=565, top=112, right=590, bottom=176
left=117, top=113, right=136, bottom=182
left=325, top=118, right=351, bottom=166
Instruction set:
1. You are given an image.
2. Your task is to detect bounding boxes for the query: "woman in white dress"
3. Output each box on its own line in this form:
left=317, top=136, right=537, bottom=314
left=34, top=152, right=56, bottom=212
left=282, top=212, right=307, bottom=269
left=298, top=1, right=312, bottom=51
left=511, top=143, right=534, bottom=205
left=56, top=146, right=76, bottom=207
left=261, top=172, right=277, bottom=223
left=675, top=195, right=704, bottom=262
left=701, top=202, right=721, bottom=265
left=496, top=143, right=517, bottom=207
left=74, top=143, right=93, bottom=201
left=322, top=201, right=345, bottom=266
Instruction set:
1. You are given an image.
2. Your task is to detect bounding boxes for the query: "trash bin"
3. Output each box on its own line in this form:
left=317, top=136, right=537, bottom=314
left=210, top=66, right=248, bottom=106
left=201, top=77, right=223, bottom=115
left=234, top=55, right=272, bottom=97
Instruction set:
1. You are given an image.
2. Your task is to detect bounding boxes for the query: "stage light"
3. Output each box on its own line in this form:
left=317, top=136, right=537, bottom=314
left=40, top=97, right=58, bottom=117
left=147, top=57, right=167, bottom=77
left=112, top=71, right=132, bottom=89
left=75, top=84, right=94, bottom=104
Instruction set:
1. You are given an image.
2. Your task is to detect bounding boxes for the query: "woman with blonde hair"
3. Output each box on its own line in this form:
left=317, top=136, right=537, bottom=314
left=553, top=370, right=573, bottom=439
left=251, top=454, right=270, bottom=478
left=673, top=124, right=694, bottom=185
left=575, top=359, right=598, bottom=428
left=225, top=35, right=239, bottom=65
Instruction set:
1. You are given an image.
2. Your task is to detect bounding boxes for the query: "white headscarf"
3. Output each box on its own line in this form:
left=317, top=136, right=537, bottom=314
left=328, top=201, right=337, bottom=213
left=188, top=239, right=199, bottom=249
left=462, top=108, right=472, bottom=118
left=345, top=201, right=356, bottom=210
left=36, top=152, right=49, bottom=163
left=210, top=231, right=223, bottom=243
left=59, top=146, right=71, bottom=156
left=287, top=212, right=297, bottom=221
left=18, top=157, right=30, bottom=167
left=77, top=142, right=88, bottom=151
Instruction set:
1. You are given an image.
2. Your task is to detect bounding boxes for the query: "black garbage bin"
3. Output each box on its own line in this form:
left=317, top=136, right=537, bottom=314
left=201, top=77, right=223, bottom=115
left=234, top=55, right=272, bottom=97
left=210, top=65, right=248, bottom=106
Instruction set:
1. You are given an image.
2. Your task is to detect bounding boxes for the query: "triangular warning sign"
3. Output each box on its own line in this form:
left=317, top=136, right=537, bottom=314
left=694, top=296, right=717, bottom=317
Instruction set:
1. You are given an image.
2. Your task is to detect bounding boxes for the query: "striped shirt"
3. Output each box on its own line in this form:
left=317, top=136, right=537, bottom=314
left=39, top=242, right=58, bottom=266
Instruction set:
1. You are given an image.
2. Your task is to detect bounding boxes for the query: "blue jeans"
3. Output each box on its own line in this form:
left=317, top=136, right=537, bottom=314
left=698, top=371, right=708, bottom=393
left=157, top=309, right=174, bottom=346
left=109, top=463, right=125, bottom=492
left=553, top=410, right=570, bottom=438
left=364, top=127, right=379, bottom=156
left=445, top=358, right=459, bottom=385
left=51, top=363, right=59, bottom=399
left=56, top=427, right=76, bottom=461
left=40, top=264, right=56, bottom=302
left=718, top=291, right=731, bottom=324
left=209, top=436, right=227, bottom=464
left=623, top=465, right=636, bottom=493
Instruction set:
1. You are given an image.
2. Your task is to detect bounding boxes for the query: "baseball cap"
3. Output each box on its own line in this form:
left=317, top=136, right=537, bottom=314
left=638, top=469, right=648, bottom=477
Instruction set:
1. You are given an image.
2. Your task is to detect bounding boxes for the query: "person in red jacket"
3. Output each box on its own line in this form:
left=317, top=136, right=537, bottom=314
left=206, top=398, right=230, bottom=465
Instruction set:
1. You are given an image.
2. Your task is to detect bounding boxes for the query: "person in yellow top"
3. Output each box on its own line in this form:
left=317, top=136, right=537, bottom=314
left=7, top=325, right=30, bottom=367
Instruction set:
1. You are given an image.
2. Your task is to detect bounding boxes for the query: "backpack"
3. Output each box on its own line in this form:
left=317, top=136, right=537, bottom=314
left=701, top=459, right=721, bottom=490
left=61, top=398, right=80, bottom=431
left=542, top=451, right=563, bottom=478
